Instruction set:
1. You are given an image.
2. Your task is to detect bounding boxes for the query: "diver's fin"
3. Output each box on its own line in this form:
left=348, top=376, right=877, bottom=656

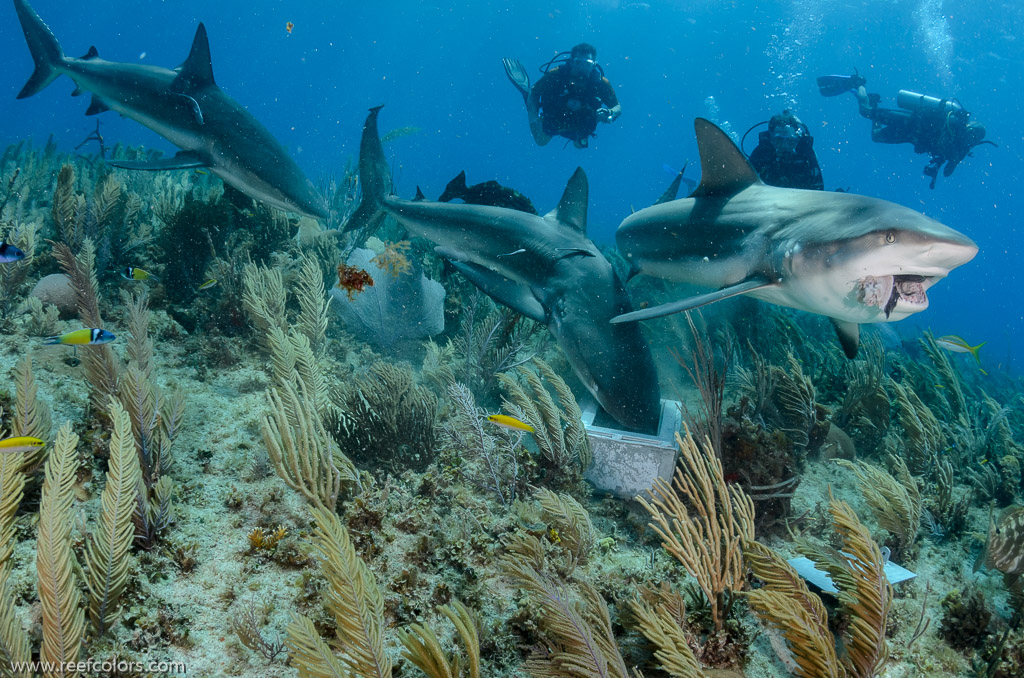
left=447, top=259, right=547, bottom=322
left=655, top=161, right=688, bottom=204
left=831, top=318, right=860, bottom=359
left=611, top=276, right=773, bottom=324
left=106, top=150, right=209, bottom=171
left=85, top=95, right=109, bottom=116
left=502, top=58, right=531, bottom=103
left=690, top=120, right=763, bottom=199
left=438, top=170, right=467, bottom=202
left=816, top=72, right=865, bottom=97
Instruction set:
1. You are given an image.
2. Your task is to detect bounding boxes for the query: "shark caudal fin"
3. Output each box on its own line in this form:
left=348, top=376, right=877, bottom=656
left=342, top=105, right=393, bottom=235
left=14, top=0, right=66, bottom=99
left=690, top=118, right=763, bottom=199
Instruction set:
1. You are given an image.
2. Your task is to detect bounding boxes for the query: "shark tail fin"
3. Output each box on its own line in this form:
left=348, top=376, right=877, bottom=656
left=342, top=105, right=391, bottom=236
left=14, top=0, right=66, bottom=99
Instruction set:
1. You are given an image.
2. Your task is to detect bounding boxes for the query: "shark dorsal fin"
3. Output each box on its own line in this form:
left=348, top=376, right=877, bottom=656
left=438, top=170, right=468, bottom=202
left=172, top=23, right=217, bottom=93
left=545, top=167, right=588, bottom=232
left=690, top=118, right=762, bottom=199
left=80, top=46, right=99, bottom=60
left=413, top=186, right=426, bottom=201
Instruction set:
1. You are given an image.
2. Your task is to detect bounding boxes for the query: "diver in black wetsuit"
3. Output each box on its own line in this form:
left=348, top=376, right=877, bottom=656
left=818, top=72, right=995, bottom=188
left=746, top=110, right=824, bottom=190
left=502, top=43, right=621, bottom=149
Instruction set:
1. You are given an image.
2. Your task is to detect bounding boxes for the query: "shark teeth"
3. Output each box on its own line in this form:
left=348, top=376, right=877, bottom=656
left=858, top=274, right=928, bottom=318
left=894, top=275, right=928, bottom=306
left=857, top=275, right=894, bottom=309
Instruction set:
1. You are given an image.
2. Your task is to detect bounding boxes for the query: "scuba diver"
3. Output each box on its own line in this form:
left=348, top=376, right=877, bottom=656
left=818, top=71, right=995, bottom=188
left=744, top=110, right=824, bottom=190
left=502, top=43, right=621, bottom=149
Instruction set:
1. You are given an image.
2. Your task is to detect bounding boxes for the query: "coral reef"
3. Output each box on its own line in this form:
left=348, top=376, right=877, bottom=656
left=0, top=129, right=1019, bottom=678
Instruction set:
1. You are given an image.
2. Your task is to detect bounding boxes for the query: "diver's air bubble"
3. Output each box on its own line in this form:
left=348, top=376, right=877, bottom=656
left=914, top=0, right=955, bottom=91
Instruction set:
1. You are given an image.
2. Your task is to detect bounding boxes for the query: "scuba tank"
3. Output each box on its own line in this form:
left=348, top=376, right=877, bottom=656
left=896, top=90, right=964, bottom=116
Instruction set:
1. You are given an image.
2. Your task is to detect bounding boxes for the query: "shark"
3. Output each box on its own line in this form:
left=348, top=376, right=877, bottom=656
left=348, top=108, right=661, bottom=431
left=12, top=0, right=328, bottom=219
left=614, top=118, right=979, bottom=358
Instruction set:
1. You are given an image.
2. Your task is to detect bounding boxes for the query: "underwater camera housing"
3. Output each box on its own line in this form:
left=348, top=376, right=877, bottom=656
left=896, top=90, right=965, bottom=116
left=581, top=399, right=682, bottom=499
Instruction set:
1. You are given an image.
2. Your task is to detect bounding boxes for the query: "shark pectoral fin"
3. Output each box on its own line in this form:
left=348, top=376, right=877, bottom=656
left=830, top=319, right=860, bottom=359
left=544, top=167, right=589, bottom=233
left=106, top=150, right=210, bottom=171
left=611, top=276, right=773, bottom=324
left=85, top=96, right=109, bottom=116
left=690, top=118, right=764, bottom=199
left=448, top=260, right=547, bottom=322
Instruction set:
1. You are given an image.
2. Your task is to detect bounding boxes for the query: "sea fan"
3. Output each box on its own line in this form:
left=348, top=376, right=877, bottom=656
left=331, top=247, right=444, bottom=349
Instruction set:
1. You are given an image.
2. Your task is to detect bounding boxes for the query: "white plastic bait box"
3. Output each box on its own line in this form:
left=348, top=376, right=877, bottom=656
left=581, top=399, right=681, bottom=499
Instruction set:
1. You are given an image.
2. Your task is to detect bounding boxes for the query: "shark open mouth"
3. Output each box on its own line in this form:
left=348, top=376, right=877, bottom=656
left=857, top=275, right=929, bottom=318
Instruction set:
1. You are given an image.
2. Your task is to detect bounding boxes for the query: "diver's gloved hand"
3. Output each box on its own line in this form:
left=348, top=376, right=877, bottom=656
left=596, top=106, right=614, bottom=123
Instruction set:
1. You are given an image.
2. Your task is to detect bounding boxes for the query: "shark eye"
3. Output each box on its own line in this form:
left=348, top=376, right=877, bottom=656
left=885, top=231, right=896, bottom=244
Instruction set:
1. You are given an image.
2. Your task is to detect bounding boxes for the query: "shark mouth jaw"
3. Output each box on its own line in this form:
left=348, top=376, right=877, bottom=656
left=857, top=274, right=930, bottom=318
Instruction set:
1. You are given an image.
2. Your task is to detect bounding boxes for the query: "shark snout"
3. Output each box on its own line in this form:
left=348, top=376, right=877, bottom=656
left=922, top=235, right=979, bottom=272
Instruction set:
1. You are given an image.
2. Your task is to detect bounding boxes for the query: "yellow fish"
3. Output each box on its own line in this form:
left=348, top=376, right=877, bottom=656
left=486, top=414, right=535, bottom=433
left=197, top=279, right=218, bottom=291
left=0, top=436, right=45, bottom=454
left=935, top=335, right=985, bottom=365
left=122, top=266, right=158, bottom=281
left=43, top=328, right=116, bottom=345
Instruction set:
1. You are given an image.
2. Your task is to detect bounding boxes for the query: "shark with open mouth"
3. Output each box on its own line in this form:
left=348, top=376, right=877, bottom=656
left=613, top=118, right=979, bottom=357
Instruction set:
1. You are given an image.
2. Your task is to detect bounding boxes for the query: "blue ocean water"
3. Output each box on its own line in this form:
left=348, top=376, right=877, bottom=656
left=1, top=0, right=1021, bottom=369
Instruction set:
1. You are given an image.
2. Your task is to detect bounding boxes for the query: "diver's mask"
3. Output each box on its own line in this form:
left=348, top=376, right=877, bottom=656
left=965, top=120, right=986, bottom=145
left=771, top=124, right=802, bottom=155
left=570, top=56, right=597, bottom=79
